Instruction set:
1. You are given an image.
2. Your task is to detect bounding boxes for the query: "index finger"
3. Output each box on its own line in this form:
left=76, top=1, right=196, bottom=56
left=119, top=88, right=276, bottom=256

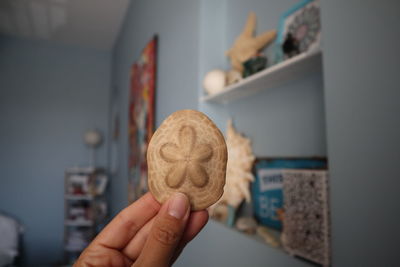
left=93, top=192, right=161, bottom=250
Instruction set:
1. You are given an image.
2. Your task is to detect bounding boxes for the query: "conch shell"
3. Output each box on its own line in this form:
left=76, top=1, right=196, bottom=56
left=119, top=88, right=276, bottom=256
left=212, top=119, right=255, bottom=210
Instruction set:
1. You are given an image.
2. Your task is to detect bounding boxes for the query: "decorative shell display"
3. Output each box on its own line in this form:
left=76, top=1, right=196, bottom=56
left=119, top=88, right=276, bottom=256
left=203, top=69, right=227, bottom=95
left=214, top=119, right=255, bottom=209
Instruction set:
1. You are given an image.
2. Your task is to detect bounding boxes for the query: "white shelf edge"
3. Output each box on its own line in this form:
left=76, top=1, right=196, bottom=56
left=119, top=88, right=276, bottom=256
left=201, top=49, right=322, bottom=104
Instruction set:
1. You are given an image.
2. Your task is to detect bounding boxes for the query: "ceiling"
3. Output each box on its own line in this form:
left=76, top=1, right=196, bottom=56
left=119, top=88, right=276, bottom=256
left=0, top=0, right=130, bottom=51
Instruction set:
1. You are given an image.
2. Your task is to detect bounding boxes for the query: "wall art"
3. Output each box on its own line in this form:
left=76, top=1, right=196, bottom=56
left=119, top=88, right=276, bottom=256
left=128, top=36, right=157, bottom=202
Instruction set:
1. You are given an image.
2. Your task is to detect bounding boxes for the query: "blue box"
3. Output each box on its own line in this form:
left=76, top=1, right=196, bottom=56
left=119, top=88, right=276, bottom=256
left=252, top=158, right=327, bottom=230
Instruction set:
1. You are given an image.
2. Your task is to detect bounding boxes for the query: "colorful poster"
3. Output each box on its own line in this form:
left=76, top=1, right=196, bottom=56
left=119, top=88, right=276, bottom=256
left=128, top=36, right=157, bottom=203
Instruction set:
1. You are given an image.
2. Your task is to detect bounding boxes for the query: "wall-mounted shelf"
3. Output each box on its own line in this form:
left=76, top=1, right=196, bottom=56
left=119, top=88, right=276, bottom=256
left=64, top=167, right=108, bottom=263
left=201, top=49, right=322, bottom=104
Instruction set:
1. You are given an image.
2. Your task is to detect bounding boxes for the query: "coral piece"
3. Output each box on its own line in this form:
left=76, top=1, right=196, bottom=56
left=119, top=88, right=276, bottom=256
left=226, top=12, right=276, bottom=73
left=243, top=54, right=267, bottom=78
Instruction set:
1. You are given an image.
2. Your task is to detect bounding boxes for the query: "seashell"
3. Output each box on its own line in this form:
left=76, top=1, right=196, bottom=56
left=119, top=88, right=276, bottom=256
left=203, top=69, right=227, bottom=95
left=226, top=69, right=243, bottom=85
left=216, top=119, right=255, bottom=208
left=147, top=110, right=228, bottom=210
left=235, top=217, right=258, bottom=234
left=209, top=203, right=229, bottom=223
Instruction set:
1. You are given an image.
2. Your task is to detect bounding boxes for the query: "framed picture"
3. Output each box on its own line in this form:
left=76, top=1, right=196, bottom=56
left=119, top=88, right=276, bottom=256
left=275, top=0, right=321, bottom=61
left=128, top=36, right=157, bottom=203
left=251, top=157, right=327, bottom=230
left=109, top=86, right=120, bottom=176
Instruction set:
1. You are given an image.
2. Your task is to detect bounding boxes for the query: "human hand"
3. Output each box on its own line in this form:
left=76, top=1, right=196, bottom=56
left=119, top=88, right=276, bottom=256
left=74, top=192, right=209, bottom=267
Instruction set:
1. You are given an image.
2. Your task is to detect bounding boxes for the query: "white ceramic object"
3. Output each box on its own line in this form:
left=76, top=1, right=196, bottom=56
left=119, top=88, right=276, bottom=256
left=84, top=129, right=102, bottom=147
left=203, top=69, right=226, bottom=95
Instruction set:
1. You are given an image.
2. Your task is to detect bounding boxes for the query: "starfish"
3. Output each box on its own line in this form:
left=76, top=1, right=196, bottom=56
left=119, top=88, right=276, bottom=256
left=159, top=125, right=213, bottom=188
left=226, top=12, right=276, bottom=73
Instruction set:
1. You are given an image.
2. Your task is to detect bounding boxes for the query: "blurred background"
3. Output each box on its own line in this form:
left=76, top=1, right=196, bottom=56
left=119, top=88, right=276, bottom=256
left=0, top=0, right=399, bottom=266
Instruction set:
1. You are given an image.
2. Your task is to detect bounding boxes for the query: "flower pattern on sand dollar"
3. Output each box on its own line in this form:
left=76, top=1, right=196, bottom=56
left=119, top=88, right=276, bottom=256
left=159, top=125, right=213, bottom=188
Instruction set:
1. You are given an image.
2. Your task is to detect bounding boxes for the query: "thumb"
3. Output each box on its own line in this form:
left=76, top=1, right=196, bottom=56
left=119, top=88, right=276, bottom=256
left=133, top=193, right=190, bottom=267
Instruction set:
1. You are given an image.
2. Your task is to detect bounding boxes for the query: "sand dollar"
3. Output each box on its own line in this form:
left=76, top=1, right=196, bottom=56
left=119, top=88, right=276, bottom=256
left=147, top=109, right=227, bottom=210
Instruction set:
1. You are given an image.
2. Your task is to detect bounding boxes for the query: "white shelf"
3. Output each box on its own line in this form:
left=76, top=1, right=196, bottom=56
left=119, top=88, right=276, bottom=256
left=201, top=49, right=322, bottom=104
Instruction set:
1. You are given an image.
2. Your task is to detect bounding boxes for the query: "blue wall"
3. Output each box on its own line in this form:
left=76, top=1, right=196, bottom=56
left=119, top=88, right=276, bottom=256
left=3, top=0, right=395, bottom=265
left=112, top=0, right=322, bottom=266
left=321, top=0, right=400, bottom=266
left=111, top=0, right=201, bottom=215
left=0, top=35, right=111, bottom=265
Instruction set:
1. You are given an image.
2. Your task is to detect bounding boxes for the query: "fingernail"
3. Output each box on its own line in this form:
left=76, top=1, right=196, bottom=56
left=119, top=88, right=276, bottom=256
left=168, top=193, right=189, bottom=219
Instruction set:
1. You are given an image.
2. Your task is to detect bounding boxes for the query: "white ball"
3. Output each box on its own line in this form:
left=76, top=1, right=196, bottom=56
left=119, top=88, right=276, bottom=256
left=203, top=69, right=226, bottom=95
left=84, top=130, right=102, bottom=147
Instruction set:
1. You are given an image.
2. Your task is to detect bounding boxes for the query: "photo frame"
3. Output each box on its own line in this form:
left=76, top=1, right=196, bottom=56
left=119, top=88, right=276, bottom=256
left=275, top=0, right=321, bottom=62
left=128, top=36, right=157, bottom=203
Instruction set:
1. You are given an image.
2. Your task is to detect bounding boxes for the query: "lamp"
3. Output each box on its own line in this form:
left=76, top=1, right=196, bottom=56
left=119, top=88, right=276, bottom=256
left=83, top=129, right=102, bottom=167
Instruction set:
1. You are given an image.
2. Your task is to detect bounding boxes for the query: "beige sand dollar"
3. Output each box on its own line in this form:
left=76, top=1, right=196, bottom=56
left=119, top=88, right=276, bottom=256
left=147, top=110, right=227, bottom=210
